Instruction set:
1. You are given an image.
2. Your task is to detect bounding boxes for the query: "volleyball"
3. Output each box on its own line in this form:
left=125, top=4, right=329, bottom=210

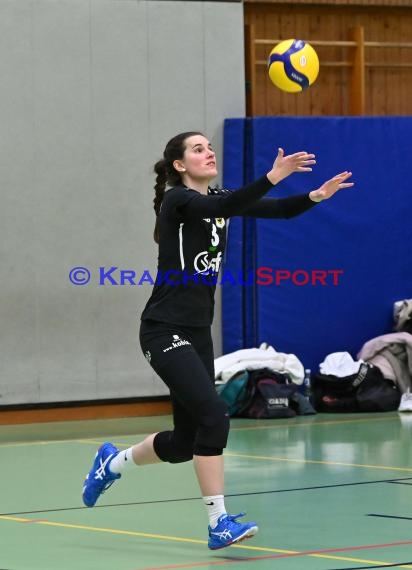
left=267, top=39, right=319, bottom=93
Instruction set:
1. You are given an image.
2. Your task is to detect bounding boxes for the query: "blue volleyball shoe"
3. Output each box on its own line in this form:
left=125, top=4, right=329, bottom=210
left=82, top=442, right=121, bottom=507
left=208, top=512, right=258, bottom=550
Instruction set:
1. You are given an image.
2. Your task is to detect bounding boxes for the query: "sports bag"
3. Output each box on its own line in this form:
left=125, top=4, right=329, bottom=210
left=311, top=363, right=400, bottom=413
left=217, top=368, right=298, bottom=419
left=215, top=370, right=251, bottom=416
left=241, top=376, right=297, bottom=419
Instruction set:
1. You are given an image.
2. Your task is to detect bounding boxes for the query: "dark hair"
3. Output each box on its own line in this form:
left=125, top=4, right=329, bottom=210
left=153, top=131, right=203, bottom=243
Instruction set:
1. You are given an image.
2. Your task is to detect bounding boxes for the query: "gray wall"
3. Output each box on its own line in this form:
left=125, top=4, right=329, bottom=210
left=0, top=0, right=245, bottom=405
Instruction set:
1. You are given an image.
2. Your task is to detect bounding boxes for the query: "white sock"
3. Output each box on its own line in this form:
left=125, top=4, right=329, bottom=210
left=108, top=447, right=137, bottom=474
left=203, top=495, right=227, bottom=528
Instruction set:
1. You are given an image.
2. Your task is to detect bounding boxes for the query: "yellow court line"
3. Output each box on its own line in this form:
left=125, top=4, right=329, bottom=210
left=0, top=437, right=135, bottom=449
left=76, top=438, right=131, bottom=448
left=0, top=440, right=74, bottom=448
left=0, top=515, right=290, bottom=551
left=0, top=413, right=399, bottom=448
left=2, top=438, right=411, bottom=476
left=79, top=441, right=412, bottom=475
left=1, top=515, right=412, bottom=567
left=231, top=414, right=399, bottom=431
left=225, top=451, right=412, bottom=473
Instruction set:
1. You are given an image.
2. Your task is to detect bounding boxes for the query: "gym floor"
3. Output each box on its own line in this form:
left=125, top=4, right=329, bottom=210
left=1, top=411, right=412, bottom=570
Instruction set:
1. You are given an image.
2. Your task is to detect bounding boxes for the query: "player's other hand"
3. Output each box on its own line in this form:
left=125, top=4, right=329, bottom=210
left=309, top=171, right=354, bottom=202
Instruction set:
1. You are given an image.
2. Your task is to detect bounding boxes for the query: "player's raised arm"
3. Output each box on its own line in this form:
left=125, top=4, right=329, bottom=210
left=266, top=147, right=316, bottom=186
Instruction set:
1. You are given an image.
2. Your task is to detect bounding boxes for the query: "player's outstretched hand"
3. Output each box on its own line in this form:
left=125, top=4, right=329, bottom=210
left=309, top=171, right=354, bottom=202
left=267, top=147, right=316, bottom=185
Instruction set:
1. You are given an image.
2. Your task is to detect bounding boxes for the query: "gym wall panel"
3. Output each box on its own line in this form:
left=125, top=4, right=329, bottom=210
left=0, top=0, right=245, bottom=405
left=87, top=1, right=153, bottom=402
left=31, top=1, right=100, bottom=403
left=147, top=2, right=205, bottom=134
left=0, top=2, right=37, bottom=402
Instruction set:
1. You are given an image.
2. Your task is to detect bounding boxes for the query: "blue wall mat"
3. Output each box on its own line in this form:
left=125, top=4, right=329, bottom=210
left=221, top=118, right=246, bottom=353
left=223, top=117, right=412, bottom=370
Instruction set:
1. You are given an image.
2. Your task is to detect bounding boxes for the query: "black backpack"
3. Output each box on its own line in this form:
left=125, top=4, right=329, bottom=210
left=311, top=363, right=400, bottom=413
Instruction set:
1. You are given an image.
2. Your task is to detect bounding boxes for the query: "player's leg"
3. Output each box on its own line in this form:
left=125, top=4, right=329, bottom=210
left=82, top=322, right=199, bottom=507
left=82, top=322, right=258, bottom=548
left=183, top=326, right=258, bottom=549
left=127, top=323, right=258, bottom=548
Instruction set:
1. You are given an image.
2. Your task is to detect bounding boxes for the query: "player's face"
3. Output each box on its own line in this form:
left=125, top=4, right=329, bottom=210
left=177, top=135, right=218, bottom=181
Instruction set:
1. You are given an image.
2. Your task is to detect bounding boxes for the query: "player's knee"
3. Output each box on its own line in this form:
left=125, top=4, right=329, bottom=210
left=196, top=398, right=230, bottom=450
left=153, top=430, right=194, bottom=464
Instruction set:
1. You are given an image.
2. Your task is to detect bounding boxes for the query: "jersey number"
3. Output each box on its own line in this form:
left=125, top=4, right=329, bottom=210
left=211, top=223, right=219, bottom=247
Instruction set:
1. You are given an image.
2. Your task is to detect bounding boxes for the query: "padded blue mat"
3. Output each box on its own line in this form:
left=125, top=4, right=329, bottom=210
left=222, top=117, right=412, bottom=370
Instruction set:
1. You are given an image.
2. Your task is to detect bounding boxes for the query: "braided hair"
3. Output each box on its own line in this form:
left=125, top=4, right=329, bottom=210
left=153, top=131, right=203, bottom=243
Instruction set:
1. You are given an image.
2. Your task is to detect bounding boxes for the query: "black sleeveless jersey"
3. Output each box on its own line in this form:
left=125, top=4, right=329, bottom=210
left=141, top=176, right=316, bottom=326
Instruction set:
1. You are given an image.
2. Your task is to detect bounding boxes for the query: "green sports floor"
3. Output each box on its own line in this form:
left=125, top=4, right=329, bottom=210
left=1, top=411, right=412, bottom=570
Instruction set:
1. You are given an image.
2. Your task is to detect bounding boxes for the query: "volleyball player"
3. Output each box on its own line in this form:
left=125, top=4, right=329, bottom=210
left=82, top=132, right=353, bottom=549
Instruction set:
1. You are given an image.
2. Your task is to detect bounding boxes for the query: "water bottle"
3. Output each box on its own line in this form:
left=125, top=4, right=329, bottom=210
left=303, top=368, right=312, bottom=400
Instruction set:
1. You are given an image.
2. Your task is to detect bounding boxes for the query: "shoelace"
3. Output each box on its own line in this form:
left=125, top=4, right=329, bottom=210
left=210, top=512, right=247, bottom=540
left=225, top=512, right=246, bottom=524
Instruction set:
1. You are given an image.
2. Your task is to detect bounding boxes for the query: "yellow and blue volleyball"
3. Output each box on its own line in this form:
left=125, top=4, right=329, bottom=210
left=267, top=39, right=319, bottom=93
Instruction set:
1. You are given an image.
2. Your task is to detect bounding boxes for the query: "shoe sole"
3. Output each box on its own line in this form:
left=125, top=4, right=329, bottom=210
left=209, top=525, right=259, bottom=550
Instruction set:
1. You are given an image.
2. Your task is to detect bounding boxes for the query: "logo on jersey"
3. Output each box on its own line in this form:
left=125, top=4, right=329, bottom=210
left=194, top=251, right=222, bottom=274
left=162, top=334, right=191, bottom=353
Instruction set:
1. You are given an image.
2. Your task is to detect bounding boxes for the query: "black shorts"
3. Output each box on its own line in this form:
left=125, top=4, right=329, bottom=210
left=139, top=319, right=229, bottom=456
left=139, top=319, right=215, bottom=383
